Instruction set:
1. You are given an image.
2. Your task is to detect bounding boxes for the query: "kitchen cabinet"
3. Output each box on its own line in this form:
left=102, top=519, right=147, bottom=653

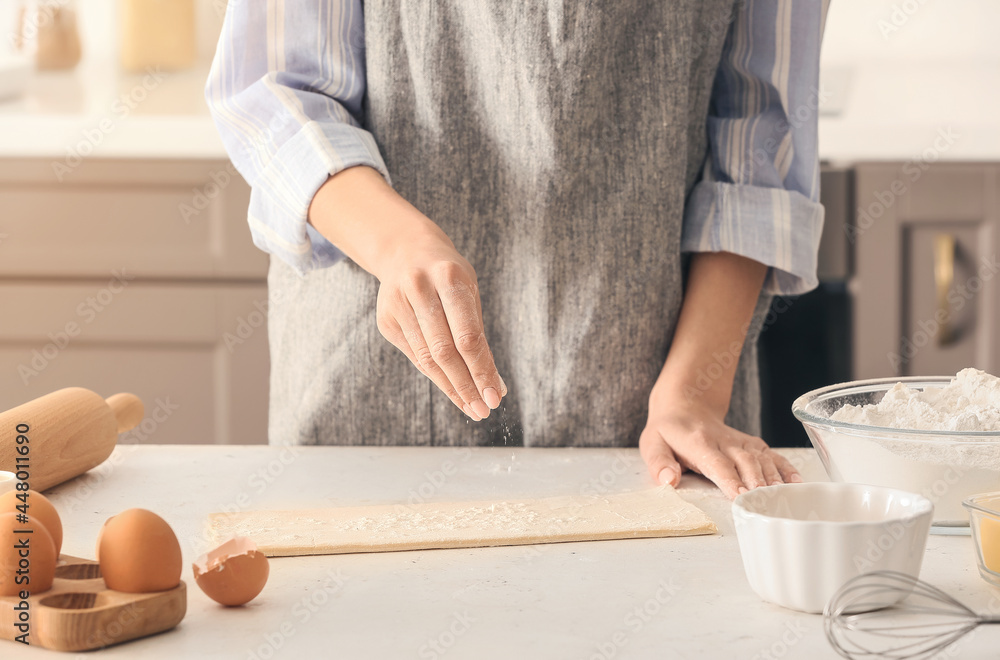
left=852, top=163, right=1000, bottom=379
left=0, top=158, right=270, bottom=444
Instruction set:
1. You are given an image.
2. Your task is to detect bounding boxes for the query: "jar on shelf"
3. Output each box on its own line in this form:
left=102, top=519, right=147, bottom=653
left=119, top=0, right=196, bottom=73
left=15, top=0, right=83, bottom=71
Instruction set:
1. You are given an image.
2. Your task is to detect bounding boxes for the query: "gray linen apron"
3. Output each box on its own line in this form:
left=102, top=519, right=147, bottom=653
left=266, top=0, right=772, bottom=448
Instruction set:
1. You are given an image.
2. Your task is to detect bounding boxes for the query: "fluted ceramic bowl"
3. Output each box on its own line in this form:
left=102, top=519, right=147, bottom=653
left=733, top=483, right=933, bottom=613
left=793, top=377, right=1000, bottom=530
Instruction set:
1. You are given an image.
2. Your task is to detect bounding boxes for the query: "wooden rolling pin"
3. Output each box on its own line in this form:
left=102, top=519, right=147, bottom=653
left=0, top=388, right=143, bottom=492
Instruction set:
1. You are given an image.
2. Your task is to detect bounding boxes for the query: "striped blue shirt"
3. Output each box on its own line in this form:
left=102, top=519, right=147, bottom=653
left=207, top=1, right=827, bottom=295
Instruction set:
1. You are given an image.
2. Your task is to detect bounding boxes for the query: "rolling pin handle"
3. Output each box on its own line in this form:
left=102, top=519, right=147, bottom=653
left=105, top=393, right=145, bottom=433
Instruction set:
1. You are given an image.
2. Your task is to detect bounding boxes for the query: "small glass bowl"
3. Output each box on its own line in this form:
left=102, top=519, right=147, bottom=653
left=963, top=492, right=1000, bottom=588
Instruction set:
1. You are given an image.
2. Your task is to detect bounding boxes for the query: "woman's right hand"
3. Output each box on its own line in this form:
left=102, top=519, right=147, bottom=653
left=374, top=236, right=505, bottom=420
left=308, top=166, right=505, bottom=421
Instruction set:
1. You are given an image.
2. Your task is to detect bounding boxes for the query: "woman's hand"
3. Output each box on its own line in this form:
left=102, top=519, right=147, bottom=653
left=374, top=235, right=505, bottom=421
left=643, top=251, right=800, bottom=498
left=308, top=166, right=505, bottom=420
left=639, top=394, right=801, bottom=500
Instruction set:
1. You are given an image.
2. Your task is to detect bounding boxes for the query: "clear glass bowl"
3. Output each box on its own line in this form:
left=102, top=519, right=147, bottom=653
left=792, top=377, right=1000, bottom=532
left=963, top=492, right=1000, bottom=587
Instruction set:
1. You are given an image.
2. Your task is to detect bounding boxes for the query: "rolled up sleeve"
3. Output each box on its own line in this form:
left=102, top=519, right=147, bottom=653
left=682, top=0, right=829, bottom=295
left=206, top=0, right=389, bottom=274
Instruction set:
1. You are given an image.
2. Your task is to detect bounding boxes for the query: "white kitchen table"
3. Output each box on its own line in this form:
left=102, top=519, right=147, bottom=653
left=6, top=446, right=998, bottom=659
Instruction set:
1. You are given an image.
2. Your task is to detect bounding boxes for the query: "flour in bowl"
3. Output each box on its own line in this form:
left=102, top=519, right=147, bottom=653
left=831, top=368, right=1000, bottom=432
left=817, top=369, right=1000, bottom=521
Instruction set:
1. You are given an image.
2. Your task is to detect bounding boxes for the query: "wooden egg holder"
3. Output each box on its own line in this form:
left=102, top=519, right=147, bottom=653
left=0, top=555, right=186, bottom=652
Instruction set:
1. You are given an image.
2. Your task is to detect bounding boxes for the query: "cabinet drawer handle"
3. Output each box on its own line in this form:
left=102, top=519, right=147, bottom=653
left=933, top=234, right=956, bottom=346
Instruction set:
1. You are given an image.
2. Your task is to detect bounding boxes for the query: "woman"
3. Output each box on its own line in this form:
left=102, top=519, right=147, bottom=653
left=207, top=0, right=826, bottom=498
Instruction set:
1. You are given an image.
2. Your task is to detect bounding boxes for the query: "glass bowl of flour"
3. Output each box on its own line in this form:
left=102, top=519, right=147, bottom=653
left=793, top=369, right=1000, bottom=533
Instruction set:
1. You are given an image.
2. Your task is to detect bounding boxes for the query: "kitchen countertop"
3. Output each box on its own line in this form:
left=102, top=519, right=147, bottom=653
left=818, top=63, right=1000, bottom=163
left=6, top=445, right=998, bottom=659
left=1, top=59, right=999, bottom=162
left=0, top=58, right=225, bottom=160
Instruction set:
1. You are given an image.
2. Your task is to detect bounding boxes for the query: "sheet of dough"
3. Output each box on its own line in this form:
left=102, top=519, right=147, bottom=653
left=207, top=485, right=717, bottom=557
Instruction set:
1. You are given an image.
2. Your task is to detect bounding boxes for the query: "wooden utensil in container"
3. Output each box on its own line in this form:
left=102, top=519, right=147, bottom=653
left=0, top=388, right=143, bottom=492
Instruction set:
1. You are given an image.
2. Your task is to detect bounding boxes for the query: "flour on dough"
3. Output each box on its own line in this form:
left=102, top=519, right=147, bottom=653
left=207, top=485, right=717, bottom=557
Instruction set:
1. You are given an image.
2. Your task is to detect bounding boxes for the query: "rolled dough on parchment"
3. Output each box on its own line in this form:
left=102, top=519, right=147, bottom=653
left=206, top=485, right=717, bottom=557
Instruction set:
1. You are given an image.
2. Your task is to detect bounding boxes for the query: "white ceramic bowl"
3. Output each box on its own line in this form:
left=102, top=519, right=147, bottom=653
left=733, top=483, right=933, bottom=613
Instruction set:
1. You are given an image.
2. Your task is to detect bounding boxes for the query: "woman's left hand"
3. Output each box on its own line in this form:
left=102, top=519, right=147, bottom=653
left=638, top=394, right=801, bottom=500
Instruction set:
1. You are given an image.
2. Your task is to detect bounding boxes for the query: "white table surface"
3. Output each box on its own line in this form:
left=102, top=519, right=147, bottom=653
left=6, top=445, right=999, bottom=659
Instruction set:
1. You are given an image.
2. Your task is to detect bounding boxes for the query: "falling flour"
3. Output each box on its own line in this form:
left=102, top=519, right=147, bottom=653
left=820, top=369, right=1000, bottom=522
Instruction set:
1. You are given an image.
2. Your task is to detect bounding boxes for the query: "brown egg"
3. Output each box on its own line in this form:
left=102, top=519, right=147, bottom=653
left=97, top=509, right=182, bottom=593
left=192, top=536, right=269, bottom=606
left=0, top=512, right=57, bottom=597
left=0, top=489, right=63, bottom=557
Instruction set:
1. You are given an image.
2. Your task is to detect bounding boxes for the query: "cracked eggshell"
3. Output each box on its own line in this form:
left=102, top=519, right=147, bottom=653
left=193, top=536, right=269, bottom=606
left=0, top=489, right=63, bottom=557
left=97, top=508, right=182, bottom=593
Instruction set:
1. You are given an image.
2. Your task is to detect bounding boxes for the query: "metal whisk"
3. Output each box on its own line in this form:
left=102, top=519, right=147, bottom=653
left=824, top=570, right=1000, bottom=659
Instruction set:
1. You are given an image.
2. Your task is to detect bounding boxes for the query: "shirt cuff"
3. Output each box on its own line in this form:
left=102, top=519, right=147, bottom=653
left=245, top=120, right=390, bottom=274
left=681, top=181, right=825, bottom=296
